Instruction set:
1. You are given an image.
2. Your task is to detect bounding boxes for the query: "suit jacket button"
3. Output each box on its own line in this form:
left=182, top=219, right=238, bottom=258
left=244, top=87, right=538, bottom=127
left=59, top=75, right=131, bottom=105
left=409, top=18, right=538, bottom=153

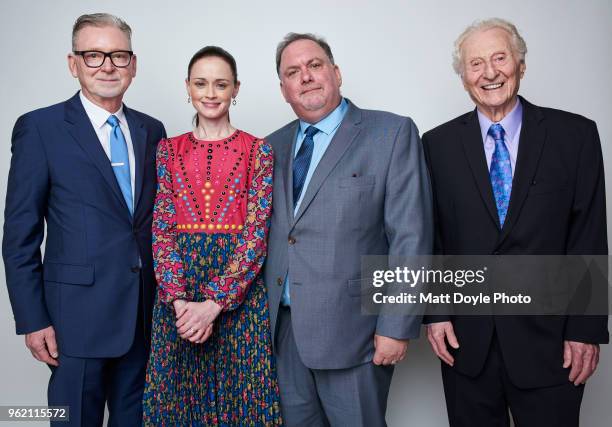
left=276, top=277, right=283, bottom=286
left=131, top=266, right=140, bottom=273
left=288, top=236, right=296, bottom=245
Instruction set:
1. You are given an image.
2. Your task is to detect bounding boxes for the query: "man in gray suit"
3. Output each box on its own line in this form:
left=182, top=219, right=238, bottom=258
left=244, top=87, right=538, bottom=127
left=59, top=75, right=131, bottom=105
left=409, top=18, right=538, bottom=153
left=264, top=32, right=433, bottom=426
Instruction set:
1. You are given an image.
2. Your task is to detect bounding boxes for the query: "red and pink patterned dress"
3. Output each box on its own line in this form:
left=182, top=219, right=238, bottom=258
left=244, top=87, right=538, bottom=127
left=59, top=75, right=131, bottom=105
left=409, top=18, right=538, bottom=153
left=143, top=130, right=282, bottom=426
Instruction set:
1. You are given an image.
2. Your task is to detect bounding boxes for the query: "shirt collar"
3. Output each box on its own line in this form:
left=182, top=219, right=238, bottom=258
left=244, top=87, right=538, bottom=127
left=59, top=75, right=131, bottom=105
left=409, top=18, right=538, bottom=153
left=299, top=98, right=348, bottom=136
left=477, top=97, right=523, bottom=143
left=79, top=91, right=126, bottom=130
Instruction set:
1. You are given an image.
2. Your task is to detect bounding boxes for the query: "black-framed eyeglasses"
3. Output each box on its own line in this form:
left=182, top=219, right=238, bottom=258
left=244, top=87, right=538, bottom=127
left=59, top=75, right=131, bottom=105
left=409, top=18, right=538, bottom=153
left=73, top=50, right=134, bottom=68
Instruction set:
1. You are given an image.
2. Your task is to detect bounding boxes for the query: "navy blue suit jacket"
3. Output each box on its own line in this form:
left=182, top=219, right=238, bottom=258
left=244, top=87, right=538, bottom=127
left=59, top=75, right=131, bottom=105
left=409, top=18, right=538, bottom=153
left=3, top=92, right=166, bottom=358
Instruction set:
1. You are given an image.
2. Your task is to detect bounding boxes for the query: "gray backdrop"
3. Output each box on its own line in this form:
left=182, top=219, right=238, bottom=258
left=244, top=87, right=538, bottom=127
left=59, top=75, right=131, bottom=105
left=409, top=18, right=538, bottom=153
left=1, top=0, right=610, bottom=425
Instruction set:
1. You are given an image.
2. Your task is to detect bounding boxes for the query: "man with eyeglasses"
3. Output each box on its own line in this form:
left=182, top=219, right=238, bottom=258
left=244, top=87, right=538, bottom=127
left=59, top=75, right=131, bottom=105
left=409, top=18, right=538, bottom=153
left=3, top=13, right=165, bottom=426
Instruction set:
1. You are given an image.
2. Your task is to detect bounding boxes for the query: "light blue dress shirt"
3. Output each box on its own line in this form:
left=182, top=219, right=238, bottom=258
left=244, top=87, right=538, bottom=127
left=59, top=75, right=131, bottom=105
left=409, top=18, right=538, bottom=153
left=281, top=98, right=349, bottom=306
left=477, top=98, right=523, bottom=177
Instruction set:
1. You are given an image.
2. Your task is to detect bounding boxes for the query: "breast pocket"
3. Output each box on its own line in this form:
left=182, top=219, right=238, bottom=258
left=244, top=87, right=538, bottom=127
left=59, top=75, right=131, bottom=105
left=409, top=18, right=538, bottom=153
left=338, top=175, right=376, bottom=189
left=528, top=178, right=569, bottom=196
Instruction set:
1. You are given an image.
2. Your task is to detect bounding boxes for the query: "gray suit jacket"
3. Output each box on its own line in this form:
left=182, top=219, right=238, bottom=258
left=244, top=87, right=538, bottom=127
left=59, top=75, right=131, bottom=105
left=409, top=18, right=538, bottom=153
left=265, top=100, right=433, bottom=369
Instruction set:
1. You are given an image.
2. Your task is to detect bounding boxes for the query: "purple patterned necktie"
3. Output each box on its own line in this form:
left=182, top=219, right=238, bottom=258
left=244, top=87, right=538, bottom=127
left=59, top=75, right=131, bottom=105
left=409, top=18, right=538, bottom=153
left=488, top=123, right=512, bottom=227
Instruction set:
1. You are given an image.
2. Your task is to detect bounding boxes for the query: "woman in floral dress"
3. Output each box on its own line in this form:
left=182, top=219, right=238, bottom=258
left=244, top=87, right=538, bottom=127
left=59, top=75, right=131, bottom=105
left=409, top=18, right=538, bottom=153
left=143, top=46, right=282, bottom=426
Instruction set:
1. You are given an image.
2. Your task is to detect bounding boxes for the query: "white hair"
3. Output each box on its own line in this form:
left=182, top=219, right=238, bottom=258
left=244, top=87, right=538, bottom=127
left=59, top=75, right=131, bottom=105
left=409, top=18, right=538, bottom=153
left=452, top=18, right=527, bottom=76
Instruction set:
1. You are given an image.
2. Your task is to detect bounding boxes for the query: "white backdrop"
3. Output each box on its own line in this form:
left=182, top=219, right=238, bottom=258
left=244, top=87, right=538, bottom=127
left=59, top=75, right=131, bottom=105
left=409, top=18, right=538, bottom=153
left=1, top=0, right=611, bottom=425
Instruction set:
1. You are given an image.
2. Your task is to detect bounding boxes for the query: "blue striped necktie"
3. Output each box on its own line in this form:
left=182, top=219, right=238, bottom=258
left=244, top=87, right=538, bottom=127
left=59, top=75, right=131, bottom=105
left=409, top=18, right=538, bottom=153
left=488, top=123, right=512, bottom=227
left=107, top=115, right=133, bottom=215
left=292, top=125, right=320, bottom=208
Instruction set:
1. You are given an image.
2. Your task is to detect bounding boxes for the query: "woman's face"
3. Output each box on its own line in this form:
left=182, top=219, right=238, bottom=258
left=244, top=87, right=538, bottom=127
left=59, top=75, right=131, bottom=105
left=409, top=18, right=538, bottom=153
left=186, top=56, right=239, bottom=123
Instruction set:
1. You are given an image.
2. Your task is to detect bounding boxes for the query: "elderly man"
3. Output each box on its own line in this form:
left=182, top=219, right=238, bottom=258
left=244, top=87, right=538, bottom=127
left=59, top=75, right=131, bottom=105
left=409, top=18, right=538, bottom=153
left=3, top=13, right=165, bottom=426
left=264, top=33, right=432, bottom=426
left=422, top=18, right=608, bottom=426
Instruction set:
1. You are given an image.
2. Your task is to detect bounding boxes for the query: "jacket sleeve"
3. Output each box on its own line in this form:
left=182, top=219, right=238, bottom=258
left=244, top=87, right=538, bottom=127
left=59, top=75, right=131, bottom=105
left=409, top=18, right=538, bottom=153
left=376, top=117, right=434, bottom=339
left=203, top=139, right=273, bottom=311
left=152, top=138, right=192, bottom=304
left=564, top=120, right=609, bottom=344
left=2, top=113, right=51, bottom=334
left=421, top=131, right=452, bottom=324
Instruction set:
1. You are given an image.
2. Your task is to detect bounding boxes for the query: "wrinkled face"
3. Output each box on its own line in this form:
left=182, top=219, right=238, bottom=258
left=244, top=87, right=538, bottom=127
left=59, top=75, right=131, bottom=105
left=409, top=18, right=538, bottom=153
left=68, top=25, right=136, bottom=108
left=186, top=56, right=239, bottom=122
left=279, top=39, right=342, bottom=123
left=461, top=27, right=525, bottom=119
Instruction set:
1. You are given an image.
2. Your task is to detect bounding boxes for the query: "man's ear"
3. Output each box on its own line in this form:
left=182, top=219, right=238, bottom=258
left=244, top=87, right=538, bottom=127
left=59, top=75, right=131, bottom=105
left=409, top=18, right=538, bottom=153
left=279, top=80, right=289, bottom=103
left=334, top=64, right=342, bottom=87
left=67, top=53, right=78, bottom=78
left=131, top=54, right=137, bottom=78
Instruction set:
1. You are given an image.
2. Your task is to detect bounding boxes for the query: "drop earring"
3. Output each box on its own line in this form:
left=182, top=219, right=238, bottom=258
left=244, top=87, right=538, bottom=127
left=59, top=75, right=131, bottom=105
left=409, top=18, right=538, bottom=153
left=232, top=98, right=237, bottom=106
left=187, top=96, right=191, bottom=103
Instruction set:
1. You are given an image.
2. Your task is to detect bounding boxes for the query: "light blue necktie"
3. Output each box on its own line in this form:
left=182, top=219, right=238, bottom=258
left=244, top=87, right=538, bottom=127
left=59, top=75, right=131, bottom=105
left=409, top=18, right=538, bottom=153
left=107, top=115, right=133, bottom=215
left=488, top=123, right=512, bottom=227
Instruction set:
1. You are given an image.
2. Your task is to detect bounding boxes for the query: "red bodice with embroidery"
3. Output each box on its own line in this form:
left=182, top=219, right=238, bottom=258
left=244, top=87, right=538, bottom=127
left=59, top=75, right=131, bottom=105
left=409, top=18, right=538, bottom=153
left=167, top=130, right=255, bottom=233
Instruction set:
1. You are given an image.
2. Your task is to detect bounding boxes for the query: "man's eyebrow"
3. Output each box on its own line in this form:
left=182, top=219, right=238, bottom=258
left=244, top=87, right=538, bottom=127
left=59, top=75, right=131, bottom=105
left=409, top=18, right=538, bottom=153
left=284, top=57, right=326, bottom=71
left=307, top=57, right=324, bottom=64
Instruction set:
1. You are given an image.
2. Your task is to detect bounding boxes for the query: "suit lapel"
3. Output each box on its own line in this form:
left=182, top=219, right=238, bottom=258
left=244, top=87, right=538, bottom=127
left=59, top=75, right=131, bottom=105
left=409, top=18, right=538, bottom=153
left=64, top=93, right=129, bottom=214
left=460, top=110, right=499, bottom=226
left=124, top=105, right=147, bottom=213
left=292, top=103, right=362, bottom=226
left=497, top=97, right=547, bottom=244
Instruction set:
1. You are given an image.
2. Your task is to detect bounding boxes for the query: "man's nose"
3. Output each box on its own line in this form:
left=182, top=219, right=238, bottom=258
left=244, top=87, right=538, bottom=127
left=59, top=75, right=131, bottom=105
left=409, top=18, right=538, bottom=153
left=301, top=68, right=313, bottom=83
left=100, top=55, right=115, bottom=72
left=483, top=61, right=497, bottom=79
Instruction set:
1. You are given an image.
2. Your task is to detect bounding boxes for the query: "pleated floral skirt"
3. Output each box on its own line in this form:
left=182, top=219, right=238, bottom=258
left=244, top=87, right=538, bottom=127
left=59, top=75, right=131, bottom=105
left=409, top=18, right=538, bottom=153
left=143, top=233, right=283, bottom=426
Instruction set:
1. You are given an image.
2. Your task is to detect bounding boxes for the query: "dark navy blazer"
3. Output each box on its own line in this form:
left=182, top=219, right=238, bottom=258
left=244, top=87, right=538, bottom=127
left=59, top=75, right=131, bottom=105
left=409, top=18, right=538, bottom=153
left=422, top=96, right=608, bottom=388
left=3, top=92, right=166, bottom=358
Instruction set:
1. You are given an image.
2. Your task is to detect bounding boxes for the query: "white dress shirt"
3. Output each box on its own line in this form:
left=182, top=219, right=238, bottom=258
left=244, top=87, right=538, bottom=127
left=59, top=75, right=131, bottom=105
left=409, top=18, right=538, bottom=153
left=79, top=91, right=136, bottom=204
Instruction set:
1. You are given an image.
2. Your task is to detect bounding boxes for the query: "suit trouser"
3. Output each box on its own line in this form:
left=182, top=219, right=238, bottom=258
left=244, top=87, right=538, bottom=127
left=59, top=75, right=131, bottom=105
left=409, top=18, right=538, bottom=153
left=442, top=334, right=584, bottom=427
left=275, top=306, right=394, bottom=427
left=48, top=290, right=147, bottom=427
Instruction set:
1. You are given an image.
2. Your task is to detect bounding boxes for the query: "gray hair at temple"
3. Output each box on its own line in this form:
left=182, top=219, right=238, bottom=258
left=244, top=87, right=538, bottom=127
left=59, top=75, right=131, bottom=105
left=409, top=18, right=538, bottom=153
left=72, top=13, right=132, bottom=51
left=275, top=32, right=335, bottom=76
left=452, top=18, right=527, bottom=76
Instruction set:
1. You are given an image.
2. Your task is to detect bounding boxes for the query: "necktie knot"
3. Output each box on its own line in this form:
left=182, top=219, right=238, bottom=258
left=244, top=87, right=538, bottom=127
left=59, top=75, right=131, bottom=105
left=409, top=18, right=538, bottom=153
left=488, top=123, right=505, bottom=142
left=304, top=125, right=320, bottom=139
left=107, top=114, right=120, bottom=128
